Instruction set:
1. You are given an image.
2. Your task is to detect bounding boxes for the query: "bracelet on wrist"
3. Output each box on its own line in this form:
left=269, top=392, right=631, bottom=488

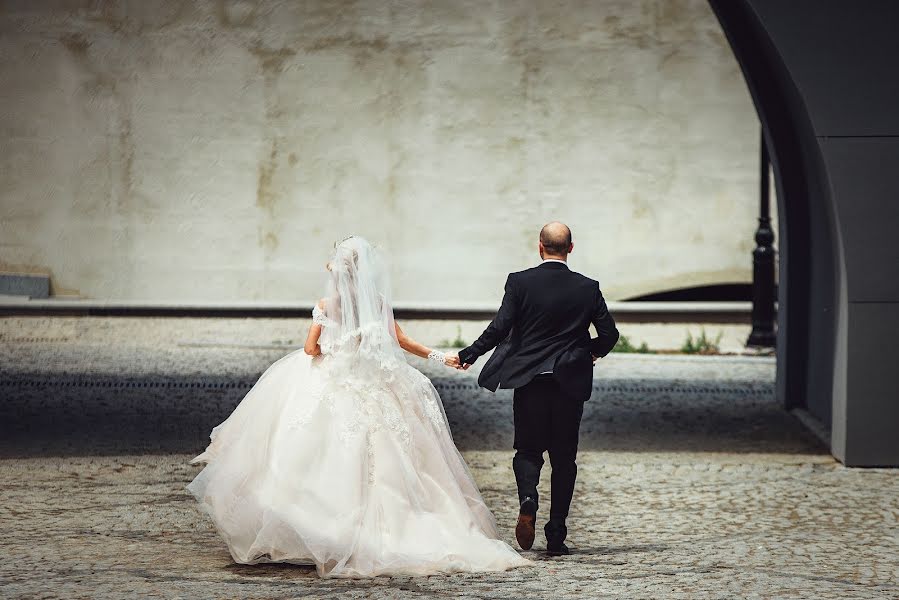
left=427, top=350, right=447, bottom=363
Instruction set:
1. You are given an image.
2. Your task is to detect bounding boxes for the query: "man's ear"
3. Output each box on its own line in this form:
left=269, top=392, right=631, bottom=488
left=568, top=242, right=574, bottom=254
left=538, top=242, right=545, bottom=258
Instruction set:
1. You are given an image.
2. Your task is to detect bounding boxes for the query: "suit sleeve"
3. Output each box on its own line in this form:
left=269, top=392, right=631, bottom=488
left=589, top=283, right=619, bottom=358
left=458, top=274, right=518, bottom=365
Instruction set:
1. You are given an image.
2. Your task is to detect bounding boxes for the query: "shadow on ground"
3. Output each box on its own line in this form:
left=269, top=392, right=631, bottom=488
left=0, top=371, right=826, bottom=457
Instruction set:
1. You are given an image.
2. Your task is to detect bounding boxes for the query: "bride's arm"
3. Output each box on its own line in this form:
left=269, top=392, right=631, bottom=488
left=304, top=300, right=325, bottom=356
left=394, top=322, right=430, bottom=358
left=395, top=322, right=457, bottom=367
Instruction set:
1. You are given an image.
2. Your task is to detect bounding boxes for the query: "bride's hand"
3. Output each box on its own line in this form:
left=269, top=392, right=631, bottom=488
left=444, top=353, right=461, bottom=369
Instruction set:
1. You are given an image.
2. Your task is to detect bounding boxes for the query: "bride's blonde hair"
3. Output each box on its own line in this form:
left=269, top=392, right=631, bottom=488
left=326, top=236, right=360, bottom=273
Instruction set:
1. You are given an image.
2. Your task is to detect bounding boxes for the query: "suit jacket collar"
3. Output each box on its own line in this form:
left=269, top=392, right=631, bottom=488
left=539, top=260, right=569, bottom=270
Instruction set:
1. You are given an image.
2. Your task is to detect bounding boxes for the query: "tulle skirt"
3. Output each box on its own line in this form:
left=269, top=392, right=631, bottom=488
left=187, top=349, right=529, bottom=578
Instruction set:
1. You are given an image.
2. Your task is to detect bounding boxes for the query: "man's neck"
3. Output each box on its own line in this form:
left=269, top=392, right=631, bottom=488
left=542, top=256, right=568, bottom=263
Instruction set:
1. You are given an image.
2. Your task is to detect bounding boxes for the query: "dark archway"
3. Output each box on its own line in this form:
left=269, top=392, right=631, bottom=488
left=710, top=0, right=899, bottom=466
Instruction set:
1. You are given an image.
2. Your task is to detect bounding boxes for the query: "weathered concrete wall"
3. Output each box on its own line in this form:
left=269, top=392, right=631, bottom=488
left=0, top=0, right=768, bottom=303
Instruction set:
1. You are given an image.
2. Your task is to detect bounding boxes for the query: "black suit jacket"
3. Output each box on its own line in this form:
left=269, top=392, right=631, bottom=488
left=458, top=261, right=619, bottom=402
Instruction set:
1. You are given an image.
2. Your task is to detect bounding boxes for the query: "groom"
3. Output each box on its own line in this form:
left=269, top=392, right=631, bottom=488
left=448, top=222, right=619, bottom=556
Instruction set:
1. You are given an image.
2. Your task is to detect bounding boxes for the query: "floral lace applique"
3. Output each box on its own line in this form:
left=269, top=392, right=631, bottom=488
left=417, top=380, right=445, bottom=431
left=321, top=374, right=413, bottom=486
left=312, top=304, right=332, bottom=326
left=332, top=391, right=363, bottom=445
left=366, top=433, right=376, bottom=484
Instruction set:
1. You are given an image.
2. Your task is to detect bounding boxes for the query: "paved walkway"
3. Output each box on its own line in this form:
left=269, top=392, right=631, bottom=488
left=1, top=317, right=897, bottom=599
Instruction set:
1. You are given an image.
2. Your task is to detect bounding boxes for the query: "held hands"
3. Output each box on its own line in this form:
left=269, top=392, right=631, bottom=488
left=428, top=350, right=466, bottom=370
left=439, top=350, right=592, bottom=370
left=444, top=352, right=469, bottom=370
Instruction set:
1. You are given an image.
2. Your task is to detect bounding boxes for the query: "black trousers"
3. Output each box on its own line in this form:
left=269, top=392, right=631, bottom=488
left=512, top=374, right=584, bottom=521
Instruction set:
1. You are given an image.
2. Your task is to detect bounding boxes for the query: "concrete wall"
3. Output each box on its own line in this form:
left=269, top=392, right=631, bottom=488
left=0, top=0, right=765, bottom=304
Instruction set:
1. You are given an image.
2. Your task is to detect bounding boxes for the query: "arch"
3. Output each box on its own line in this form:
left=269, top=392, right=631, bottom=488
left=710, top=1, right=899, bottom=465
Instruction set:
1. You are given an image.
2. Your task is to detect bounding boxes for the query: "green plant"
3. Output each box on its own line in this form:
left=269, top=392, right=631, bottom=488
left=680, top=328, right=723, bottom=355
left=439, top=326, right=467, bottom=349
left=613, top=335, right=651, bottom=354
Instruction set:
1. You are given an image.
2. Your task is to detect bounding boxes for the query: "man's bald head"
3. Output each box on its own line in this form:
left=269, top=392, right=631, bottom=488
left=539, top=221, right=573, bottom=258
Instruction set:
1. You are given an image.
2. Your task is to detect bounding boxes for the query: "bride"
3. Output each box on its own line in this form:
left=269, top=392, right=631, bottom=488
left=187, top=236, right=529, bottom=578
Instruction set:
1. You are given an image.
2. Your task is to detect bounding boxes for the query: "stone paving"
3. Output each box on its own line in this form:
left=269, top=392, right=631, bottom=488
left=1, top=317, right=897, bottom=599
left=0, top=317, right=787, bottom=457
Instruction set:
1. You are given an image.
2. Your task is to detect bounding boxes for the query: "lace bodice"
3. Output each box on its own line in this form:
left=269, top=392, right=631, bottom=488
left=312, top=304, right=405, bottom=371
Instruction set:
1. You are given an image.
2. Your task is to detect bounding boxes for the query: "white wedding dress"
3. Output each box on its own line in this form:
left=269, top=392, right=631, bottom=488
left=187, top=237, right=528, bottom=578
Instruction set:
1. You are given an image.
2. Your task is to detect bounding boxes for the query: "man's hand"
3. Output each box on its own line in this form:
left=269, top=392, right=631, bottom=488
left=592, top=355, right=599, bottom=365
left=461, top=363, right=472, bottom=370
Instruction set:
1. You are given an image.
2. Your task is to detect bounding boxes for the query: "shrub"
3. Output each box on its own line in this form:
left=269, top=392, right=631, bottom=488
left=439, top=326, right=467, bottom=349
left=614, top=335, right=651, bottom=354
left=681, top=329, right=723, bottom=354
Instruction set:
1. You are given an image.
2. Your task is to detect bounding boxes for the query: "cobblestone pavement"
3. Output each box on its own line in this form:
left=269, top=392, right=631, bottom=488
left=0, top=317, right=792, bottom=457
left=1, top=318, right=897, bottom=599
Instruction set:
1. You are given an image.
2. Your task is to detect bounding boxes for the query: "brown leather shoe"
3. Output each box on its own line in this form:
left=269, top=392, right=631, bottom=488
left=515, top=497, right=537, bottom=550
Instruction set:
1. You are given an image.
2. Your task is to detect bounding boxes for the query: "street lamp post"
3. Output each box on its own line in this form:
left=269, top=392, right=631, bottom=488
left=747, top=130, right=777, bottom=348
